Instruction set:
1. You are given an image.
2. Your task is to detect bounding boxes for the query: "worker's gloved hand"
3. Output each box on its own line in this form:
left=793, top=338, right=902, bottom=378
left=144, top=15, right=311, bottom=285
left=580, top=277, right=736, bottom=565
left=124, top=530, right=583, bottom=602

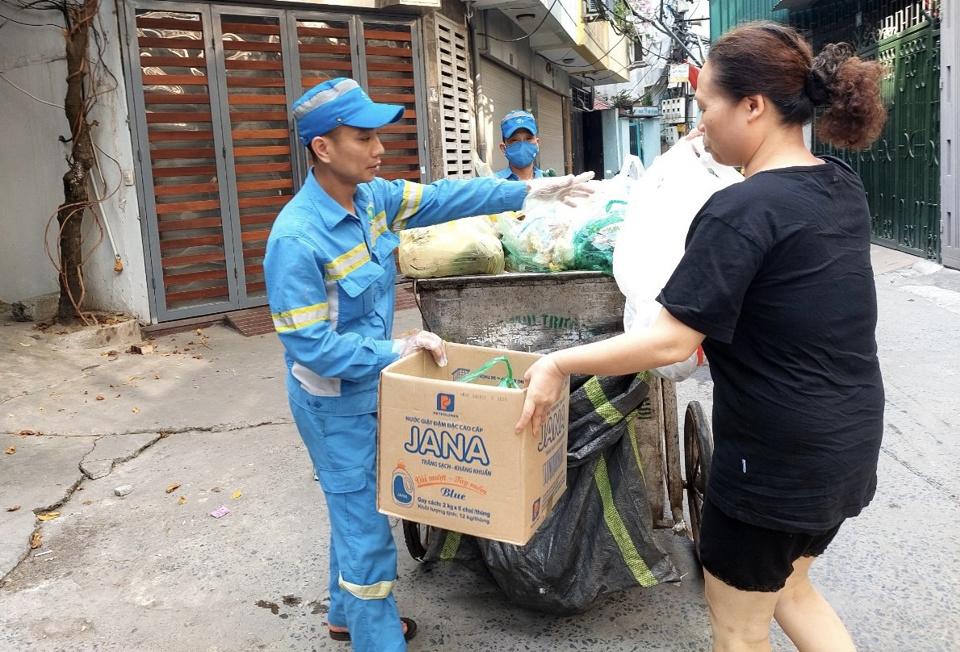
left=524, top=171, right=595, bottom=207
left=393, top=331, right=448, bottom=367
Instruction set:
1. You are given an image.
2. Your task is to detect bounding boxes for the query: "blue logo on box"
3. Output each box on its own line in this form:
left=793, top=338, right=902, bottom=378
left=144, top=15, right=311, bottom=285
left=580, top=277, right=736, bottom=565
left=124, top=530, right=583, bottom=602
left=392, top=464, right=414, bottom=507
left=437, top=393, right=455, bottom=412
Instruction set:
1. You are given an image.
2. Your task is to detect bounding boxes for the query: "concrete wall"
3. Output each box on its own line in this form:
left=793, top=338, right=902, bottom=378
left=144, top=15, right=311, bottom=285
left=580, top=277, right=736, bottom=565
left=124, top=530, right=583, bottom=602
left=942, top=0, right=959, bottom=269
left=639, top=117, right=661, bottom=168
left=600, top=109, right=630, bottom=179
left=0, top=1, right=150, bottom=320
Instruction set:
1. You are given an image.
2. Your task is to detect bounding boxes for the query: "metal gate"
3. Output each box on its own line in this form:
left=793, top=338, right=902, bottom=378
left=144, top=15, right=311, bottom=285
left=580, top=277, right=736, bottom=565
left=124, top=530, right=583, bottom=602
left=813, top=21, right=941, bottom=260
left=121, top=1, right=428, bottom=321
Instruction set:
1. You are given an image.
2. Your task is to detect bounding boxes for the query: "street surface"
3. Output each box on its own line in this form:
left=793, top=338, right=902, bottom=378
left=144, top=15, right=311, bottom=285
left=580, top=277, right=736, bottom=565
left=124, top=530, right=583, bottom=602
left=1, top=247, right=957, bottom=651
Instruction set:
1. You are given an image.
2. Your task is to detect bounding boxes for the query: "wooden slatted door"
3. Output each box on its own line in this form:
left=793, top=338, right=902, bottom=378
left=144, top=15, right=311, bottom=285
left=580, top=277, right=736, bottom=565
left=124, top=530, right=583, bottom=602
left=361, top=21, right=423, bottom=182
left=295, top=18, right=354, bottom=90
left=134, top=9, right=236, bottom=315
left=127, top=5, right=429, bottom=321
left=217, top=12, right=296, bottom=303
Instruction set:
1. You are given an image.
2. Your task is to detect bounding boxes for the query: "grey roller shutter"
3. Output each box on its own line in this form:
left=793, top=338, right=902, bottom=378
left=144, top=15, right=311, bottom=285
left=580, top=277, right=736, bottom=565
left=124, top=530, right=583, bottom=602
left=535, top=86, right=565, bottom=174
left=478, top=58, right=523, bottom=169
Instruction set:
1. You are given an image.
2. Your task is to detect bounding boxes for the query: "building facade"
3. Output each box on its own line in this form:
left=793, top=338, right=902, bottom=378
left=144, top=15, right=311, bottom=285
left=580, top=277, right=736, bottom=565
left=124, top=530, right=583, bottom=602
left=0, top=0, right=628, bottom=323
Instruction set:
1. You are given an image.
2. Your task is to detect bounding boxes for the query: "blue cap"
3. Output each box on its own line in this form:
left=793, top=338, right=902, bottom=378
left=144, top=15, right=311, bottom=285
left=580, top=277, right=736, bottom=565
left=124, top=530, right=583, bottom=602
left=500, top=110, right=537, bottom=140
left=293, top=78, right=404, bottom=146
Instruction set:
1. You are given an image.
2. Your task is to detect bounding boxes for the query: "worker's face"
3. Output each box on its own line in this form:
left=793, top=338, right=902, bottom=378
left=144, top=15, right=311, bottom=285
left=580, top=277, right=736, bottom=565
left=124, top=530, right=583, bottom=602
left=694, top=61, right=764, bottom=168
left=310, top=126, right=385, bottom=184
left=499, top=129, right=539, bottom=153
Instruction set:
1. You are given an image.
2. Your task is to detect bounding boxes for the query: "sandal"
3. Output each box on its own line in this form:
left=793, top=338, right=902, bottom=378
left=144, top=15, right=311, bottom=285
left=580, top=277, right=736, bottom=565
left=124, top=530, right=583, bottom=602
left=328, top=617, right=417, bottom=642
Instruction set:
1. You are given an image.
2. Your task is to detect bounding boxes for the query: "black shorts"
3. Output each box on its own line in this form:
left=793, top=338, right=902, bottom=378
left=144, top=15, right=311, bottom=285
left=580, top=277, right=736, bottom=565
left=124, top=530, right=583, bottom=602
left=698, top=498, right=844, bottom=592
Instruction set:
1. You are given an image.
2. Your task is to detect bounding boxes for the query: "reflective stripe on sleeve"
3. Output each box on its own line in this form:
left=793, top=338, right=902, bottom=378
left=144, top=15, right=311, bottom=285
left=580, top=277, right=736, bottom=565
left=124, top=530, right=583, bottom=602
left=338, top=573, right=395, bottom=600
left=325, top=242, right=370, bottom=281
left=392, top=181, right=424, bottom=231
left=370, top=210, right=389, bottom=243
left=272, top=302, right=329, bottom=333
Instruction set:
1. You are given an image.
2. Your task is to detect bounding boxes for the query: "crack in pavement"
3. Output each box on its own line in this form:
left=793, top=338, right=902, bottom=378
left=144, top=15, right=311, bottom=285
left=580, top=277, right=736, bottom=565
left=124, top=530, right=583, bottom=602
left=1, top=419, right=293, bottom=438
left=78, top=433, right=162, bottom=480
left=0, top=475, right=83, bottom=588
left=1, top=419, right=290, bottom=585
left=0, top=364, right=104, bottom=407
left=880, top=446, right=960, bottom=507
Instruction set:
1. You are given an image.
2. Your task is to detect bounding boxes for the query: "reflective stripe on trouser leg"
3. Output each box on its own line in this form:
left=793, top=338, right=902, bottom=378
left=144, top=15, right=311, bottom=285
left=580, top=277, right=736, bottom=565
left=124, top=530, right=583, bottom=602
left=339, top=574, right=395, bottom=599
left=287, top=404, right=405, bottom=652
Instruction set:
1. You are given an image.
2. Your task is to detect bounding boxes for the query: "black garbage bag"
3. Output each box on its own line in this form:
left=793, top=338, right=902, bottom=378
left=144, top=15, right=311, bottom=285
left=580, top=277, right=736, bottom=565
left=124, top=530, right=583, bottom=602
left=421, top=373, right=680, bottom=614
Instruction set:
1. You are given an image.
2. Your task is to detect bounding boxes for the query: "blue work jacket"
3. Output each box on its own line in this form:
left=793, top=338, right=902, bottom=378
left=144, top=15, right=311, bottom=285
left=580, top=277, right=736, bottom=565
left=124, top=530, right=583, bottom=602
left=263, top=172, right=528, bottom=415
left=495, top=167, right=543, bottom=181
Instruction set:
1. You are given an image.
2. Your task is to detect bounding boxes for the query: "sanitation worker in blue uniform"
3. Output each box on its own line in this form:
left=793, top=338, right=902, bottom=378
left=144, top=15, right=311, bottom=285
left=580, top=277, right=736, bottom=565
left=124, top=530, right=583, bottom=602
left=495, top=109, right=544, bottom=181
left=263, top=78, right=592, bottom=651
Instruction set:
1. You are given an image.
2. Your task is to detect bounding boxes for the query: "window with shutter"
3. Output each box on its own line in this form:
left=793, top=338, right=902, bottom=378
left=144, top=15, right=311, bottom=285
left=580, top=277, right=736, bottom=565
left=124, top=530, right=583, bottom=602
left=436, top=16, right=474, bottom=178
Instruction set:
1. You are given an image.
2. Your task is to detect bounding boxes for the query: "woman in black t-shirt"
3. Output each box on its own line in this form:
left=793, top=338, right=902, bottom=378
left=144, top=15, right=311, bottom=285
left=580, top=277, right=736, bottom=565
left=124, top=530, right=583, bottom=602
left=517, top=22, right=887, bottom=652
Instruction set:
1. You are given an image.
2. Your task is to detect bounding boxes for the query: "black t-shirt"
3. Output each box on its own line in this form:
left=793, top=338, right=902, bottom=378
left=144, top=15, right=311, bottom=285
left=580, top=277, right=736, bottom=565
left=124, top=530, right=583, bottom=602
left=658, top=157, right=884, bottom=534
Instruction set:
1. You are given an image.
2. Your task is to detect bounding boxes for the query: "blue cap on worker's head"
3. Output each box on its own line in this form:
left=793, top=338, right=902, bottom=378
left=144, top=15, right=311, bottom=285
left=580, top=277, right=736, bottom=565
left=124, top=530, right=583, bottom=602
left=293, top=78, right=404, bottom=146
left=500, top=110, right=537, bottom=140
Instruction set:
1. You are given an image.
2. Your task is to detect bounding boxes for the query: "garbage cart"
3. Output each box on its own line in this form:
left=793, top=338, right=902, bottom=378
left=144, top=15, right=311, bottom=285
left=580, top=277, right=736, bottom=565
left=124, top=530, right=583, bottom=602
left=401, top=271, right=714, bottom=560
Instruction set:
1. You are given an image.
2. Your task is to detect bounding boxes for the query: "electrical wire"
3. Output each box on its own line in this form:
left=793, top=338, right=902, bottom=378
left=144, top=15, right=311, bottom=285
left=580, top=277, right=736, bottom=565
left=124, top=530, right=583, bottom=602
left=0, top=71, right=64, bottom=108
left=474, top=0, right=561, bottom=44
left=0, top=8, right=61, bottom=29
left=539, top=33, right=628, bottom=71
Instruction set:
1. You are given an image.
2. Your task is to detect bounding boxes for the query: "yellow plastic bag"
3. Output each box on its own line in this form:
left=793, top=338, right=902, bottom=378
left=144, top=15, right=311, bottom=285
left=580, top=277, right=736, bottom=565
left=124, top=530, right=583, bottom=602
left=398, top=214, right=512, bottom=279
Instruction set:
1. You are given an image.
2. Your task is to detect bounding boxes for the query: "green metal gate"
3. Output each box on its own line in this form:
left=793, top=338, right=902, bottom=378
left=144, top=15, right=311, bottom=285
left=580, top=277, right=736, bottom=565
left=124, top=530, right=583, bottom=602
left=814, top=22, right=941, bottom=260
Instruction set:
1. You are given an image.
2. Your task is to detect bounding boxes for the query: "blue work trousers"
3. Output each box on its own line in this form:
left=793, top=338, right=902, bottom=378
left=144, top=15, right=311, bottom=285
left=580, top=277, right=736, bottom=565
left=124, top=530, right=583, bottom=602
left=288, top=401, right=405, bottom=652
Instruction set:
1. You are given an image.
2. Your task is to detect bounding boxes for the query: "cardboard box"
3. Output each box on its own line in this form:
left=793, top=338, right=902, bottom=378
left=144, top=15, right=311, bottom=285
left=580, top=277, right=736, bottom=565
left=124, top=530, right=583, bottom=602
left=377, top=343, right=569, bottom=546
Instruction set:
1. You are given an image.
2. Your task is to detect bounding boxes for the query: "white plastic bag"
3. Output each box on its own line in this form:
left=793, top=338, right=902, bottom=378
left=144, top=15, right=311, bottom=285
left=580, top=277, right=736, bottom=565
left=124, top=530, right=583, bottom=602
left=501, top=156, right=645, bottom=273
left=613, top=137, right=743, bottom=381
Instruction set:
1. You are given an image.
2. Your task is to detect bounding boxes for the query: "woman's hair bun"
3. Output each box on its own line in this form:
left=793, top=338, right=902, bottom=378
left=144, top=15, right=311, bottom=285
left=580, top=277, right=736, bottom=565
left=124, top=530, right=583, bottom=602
left=807, top=43, right=854, bottom=106
left=812, top=43, right=887, bottom=150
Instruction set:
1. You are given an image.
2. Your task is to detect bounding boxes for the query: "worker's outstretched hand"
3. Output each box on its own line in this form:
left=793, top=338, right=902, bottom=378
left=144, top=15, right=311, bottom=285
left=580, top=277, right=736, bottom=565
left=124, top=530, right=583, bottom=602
left=515, top=355, right=568, bottom=435
left=396, top=331, right=448, bottom=367
left=524, top=171, right=595, bottom=207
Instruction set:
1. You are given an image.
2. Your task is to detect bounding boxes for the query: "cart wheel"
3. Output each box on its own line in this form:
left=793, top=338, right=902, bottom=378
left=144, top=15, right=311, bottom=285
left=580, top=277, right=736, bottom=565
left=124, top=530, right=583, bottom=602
left=402, top=519, right=428, bottom=561
left=684, top=400, right=713, bottom=560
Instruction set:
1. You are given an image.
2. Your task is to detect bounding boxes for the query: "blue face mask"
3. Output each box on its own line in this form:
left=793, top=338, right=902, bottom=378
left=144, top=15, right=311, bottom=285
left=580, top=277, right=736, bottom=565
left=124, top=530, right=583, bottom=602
left=504, top=141, right=538, bottom=169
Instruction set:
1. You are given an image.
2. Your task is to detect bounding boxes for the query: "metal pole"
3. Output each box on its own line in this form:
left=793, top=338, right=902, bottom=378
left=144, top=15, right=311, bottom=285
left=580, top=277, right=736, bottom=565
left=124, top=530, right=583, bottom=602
left=466, top=2, right=488, bottom=166
left=90, top=145, right=124, bottom=273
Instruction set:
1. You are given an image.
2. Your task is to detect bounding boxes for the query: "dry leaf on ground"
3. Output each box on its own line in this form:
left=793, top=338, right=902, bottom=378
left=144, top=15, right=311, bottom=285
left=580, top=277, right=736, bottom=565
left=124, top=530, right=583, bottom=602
left=6, top=505, right=20, bottom=512
left=30, top=532, right=42, bottom=549
left=165, top=483, right=181, bottom=494
left=4, top=447, right=15, bottom=455
left=131, top=407, right=140, bottom=414
left=231, top=490, right=242, bottom=500
left=37, top=511, right=60, bottom=522
left=177, top=496, right=187, bottom=505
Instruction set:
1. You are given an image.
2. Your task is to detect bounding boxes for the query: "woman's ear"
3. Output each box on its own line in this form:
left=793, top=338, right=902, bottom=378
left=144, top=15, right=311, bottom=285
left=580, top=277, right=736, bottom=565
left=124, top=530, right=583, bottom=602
left=743, top=94, right=766, bottom=124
